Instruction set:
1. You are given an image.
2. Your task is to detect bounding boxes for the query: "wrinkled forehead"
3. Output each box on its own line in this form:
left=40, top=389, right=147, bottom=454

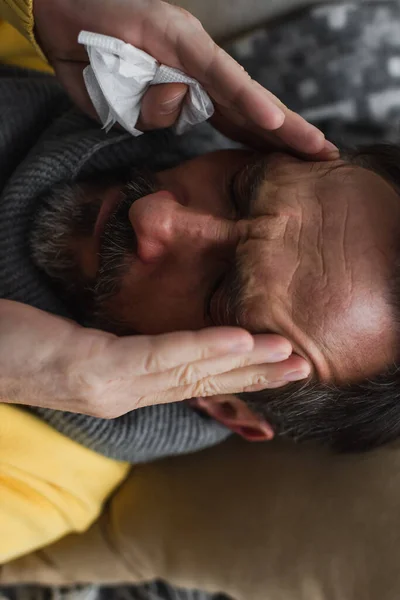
left=296, top=165, right=400, bottom=380
left=241, top=159, right=400, bottom=383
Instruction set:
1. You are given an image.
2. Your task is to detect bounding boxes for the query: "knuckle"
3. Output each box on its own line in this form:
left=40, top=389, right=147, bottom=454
left=247, top=374, right=269, bottom=389
left=176, top=362, right=202, bottom=387
left=139, top=108, right=171, bottom=131
left=178, top=8, right=204, bottom=30
left=190, top=15, right=204, bottom=31
left=191, top=378, right=220, bottom=398
left=234, top=355, right=253, bottom=369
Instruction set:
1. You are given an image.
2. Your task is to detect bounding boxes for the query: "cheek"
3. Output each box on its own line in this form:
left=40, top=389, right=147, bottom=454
left=106, top=268, right=209, bottom=334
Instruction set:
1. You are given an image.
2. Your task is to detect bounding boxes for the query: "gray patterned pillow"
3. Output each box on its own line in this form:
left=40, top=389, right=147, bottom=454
left=225, top=1, right=400, bottom=146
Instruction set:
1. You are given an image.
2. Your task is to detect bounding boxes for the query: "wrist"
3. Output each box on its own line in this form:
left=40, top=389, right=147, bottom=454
left=58, top=327, right=117, bottom=415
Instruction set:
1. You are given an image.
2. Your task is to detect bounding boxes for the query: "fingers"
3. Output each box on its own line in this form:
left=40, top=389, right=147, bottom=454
left=137, top=83, right=188, bottom=131
left=148, top=353, right=310, bottom=406
left=224, top=79, right=326, bottom=155
left=133, top=333, right=302, bottom=405
left=73, top=329, right=296, bottom=415
left=165, top=334, right=294, bottom=389
left=137, top=3, right=325, bottom=154
left=132, top=329, right=292, bottom=375
left=161, top=14, right=324, bottom=153
left=309, top=140, right=340, bottom=161
left=217, top=353, right=311, bottom=395
left=211, top=105, right=340, bottom=160
left=267, top=107, right=338, bottom=157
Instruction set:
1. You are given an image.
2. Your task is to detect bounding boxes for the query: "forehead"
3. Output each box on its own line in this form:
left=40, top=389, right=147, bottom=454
left=237, top=155, right=400, bottom=382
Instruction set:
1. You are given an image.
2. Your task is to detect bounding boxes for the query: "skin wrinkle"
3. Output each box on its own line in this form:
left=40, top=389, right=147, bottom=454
left=314, top=187, right=326, bottom=284
left=315, top=189, right=332, bottom=343
left=310, top=173, right=353, bottom=343
left=284, top=186, right=313, bottom=342
left=29, top=143, right=400, bottom=449
left=317, top=166, right=352, bottom=317
left=341, top=196, right=353, bottom=300
left=31, top=149, right=400, bottom=386
left=281, top=217, right=299, bottom=333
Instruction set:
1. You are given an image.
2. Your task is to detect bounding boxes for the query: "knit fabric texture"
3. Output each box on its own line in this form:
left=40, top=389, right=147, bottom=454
left=0, top=65, right=230, bottom=463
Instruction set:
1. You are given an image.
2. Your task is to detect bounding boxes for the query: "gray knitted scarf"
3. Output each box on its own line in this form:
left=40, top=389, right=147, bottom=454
left=0, top=66, right=230, bottom=463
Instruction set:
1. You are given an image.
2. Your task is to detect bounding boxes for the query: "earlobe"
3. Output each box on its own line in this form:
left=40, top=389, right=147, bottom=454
left=233, top=425, right=274, bottom=442
left=191, top=395, right=274, bottom=442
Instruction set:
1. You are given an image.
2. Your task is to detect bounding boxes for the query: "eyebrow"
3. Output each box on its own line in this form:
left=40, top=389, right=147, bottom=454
left=225, top=154, right=344, bottom=322
left=222, top=156, right=269, bottom=326
left=220, top=263, right=247, bottom=326
left=230, top=155, right=269, bottom=220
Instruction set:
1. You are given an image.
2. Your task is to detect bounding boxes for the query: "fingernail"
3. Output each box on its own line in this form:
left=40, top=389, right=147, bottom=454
left=229, top=342, right=253, bottom=354
left=268, top=104, right=285, bottom=129
left=271, top=351, right=291, bottom=361
left=284, top=370, right=309, bottom=382
left=309, top=127, right=325, bottom=148
left=244, top=380, right=285, bottom=392
left=323, top=140, right=340, bottom=157
left=160, top=92, right=187, bottom=114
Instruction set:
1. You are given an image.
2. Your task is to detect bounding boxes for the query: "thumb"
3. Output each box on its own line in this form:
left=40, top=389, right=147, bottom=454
left=137, top=83, right=188, bottom=131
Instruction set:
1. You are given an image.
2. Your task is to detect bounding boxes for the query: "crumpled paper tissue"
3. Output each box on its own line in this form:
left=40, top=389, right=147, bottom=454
left=78, top=30, right=214, bottom=136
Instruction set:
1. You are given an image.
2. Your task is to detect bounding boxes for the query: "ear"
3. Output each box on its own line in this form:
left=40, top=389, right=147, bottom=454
left=191, top=394, right=274, bottom=442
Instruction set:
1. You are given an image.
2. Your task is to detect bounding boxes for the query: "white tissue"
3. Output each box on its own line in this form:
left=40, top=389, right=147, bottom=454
left=78, top=31, right=214, bottom=137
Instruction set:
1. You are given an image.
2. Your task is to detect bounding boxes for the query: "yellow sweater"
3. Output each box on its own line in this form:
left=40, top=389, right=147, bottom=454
left=0, top=1, right=130, bottom=564
left=0, top=0, right=49, bottom=71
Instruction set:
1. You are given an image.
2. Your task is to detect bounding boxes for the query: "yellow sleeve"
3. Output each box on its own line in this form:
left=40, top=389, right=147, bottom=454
left=0, top=0, right=129, bottom=565
left=0, top=405, right=130, bottom=564
left=0, top=0, right=52, bottom=72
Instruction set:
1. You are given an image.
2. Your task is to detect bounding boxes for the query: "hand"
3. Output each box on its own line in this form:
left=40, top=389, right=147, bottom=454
left=0, top=300, right=310, bottom=418
left=33, top=0, right=338, bottom=159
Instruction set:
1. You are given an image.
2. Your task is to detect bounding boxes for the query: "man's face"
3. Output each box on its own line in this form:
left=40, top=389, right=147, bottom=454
left=33, top=150, right=400, bottom=386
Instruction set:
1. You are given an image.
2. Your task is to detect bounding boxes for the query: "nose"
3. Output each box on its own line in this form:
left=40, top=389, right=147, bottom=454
left=129, top=191, right=238, bottom=263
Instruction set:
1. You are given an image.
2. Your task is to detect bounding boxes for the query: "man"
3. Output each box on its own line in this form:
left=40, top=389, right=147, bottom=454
left=0, top=0, right=398, bottom=562
left=3, top=59, right=399, bottom=563
left=4, top=3, right=400, bottom=600
left=30, top=137, right=400, bottom=453
left=0, top=0, right=327, bottom=424
left=0, top=62, right=305, bottom=564
left=0, top=0, right=314, bottom=565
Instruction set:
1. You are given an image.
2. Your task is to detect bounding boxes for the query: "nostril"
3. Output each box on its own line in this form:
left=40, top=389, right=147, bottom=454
left=129, top=225, right=138, bottom=255
left=129, top=191, right=179, bottom=263
left=136, top=237, right=166, bottom=264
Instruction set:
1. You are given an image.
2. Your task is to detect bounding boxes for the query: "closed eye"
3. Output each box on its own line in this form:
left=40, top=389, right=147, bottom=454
left=203, top=170, right=243, bottom=322
left=204, top=272, right=225, bottom=323
left=206, top=163, right=256, bottom=324
left=228, top=167, right=243, bottom=215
